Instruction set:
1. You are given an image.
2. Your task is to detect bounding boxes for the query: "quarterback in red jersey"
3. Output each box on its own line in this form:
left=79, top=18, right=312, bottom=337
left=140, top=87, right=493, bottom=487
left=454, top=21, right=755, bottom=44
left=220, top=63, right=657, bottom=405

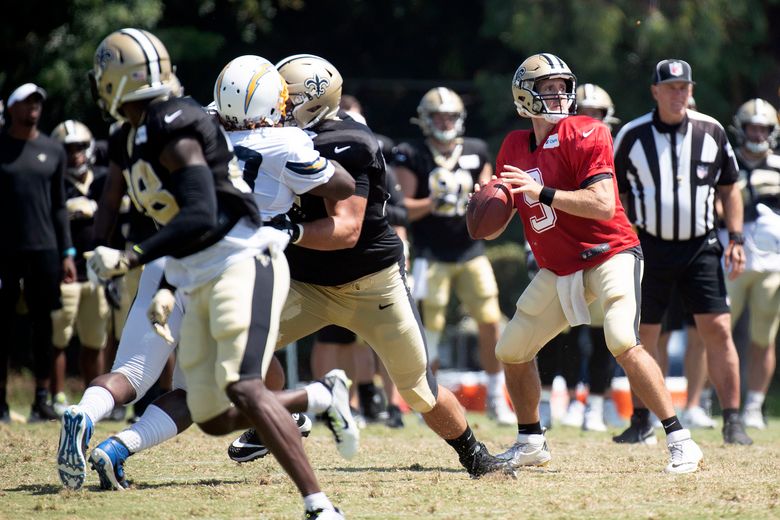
left=486, top=53, right=703, bottom=474
left=496, top=115, right=638, bottom=275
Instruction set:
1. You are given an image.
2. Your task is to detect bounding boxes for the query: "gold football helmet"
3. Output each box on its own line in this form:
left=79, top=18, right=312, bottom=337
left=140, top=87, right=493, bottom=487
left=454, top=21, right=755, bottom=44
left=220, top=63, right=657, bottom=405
left=512, top=53, right=576, bottom=123
left=576, top=83, right=620, bottom=128
left=90, top=28, right=178, bottom=121
left=275, top=54, right=342, bottom=129
left=412, top=87, right=466, bottom=143
left=732, top=98, right=779, bottom=154
left=214, top=55, right=288, bottom=129
left=52, top=120, right=95, bottom=176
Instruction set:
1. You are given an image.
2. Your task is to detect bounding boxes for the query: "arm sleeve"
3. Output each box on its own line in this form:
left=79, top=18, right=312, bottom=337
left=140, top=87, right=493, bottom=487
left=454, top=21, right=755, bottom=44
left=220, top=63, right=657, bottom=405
left=52, top=146, right=73, bottom=254
left=133, top=164, right=218, bottom=264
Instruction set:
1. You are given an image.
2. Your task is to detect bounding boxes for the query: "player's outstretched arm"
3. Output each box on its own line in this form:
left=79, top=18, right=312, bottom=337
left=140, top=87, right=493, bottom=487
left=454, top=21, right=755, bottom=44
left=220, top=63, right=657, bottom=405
left=295, top=195, right=367, bottom=251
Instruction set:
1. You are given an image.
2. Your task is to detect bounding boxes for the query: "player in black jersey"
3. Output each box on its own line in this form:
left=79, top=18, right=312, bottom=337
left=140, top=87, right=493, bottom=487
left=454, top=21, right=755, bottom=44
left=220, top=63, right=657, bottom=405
left=393, top=87, right=514, bottom=426
left=1, top=82, right=76, bottom=423
left=56, top=29, right=340, bottom=516
left=251, top=54, right=512, bottom=478
left=49, top=120, right=110, bottom=413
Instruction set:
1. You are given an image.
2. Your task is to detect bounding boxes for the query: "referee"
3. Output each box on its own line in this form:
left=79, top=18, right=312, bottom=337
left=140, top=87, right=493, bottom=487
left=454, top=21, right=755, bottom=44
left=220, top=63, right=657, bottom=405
left=613, top=59, right=752, bottom=445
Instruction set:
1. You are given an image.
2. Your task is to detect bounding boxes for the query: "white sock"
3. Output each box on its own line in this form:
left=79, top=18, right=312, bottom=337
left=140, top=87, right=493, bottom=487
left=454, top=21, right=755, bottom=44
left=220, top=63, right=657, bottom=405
left=588, top=394, right=605, bottom=413
left=304, top=492, right=334, bottom=512
left=115, top=404, right=178, bottom=454
left=486, top=371, right=505, bottom=400
left=78, top=386, right=116, bottom=424
left=305, top=382, right=332, bottom=414
left=745, top=391, right=765, bottom=409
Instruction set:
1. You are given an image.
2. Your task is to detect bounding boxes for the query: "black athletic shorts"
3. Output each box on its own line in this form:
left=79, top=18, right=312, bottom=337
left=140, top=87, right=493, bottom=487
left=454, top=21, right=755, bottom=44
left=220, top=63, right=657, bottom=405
left=639, top=229, right=730, bottom=324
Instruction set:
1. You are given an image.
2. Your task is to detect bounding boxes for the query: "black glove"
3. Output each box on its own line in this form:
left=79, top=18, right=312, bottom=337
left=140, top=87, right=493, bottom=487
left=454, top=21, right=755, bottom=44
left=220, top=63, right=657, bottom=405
left=268, top=215, right=302, bottom=244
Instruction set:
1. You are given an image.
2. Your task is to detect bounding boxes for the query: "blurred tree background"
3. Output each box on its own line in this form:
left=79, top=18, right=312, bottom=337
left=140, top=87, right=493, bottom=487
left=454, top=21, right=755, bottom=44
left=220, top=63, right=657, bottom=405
left=2, top=0, right=778, bottom=148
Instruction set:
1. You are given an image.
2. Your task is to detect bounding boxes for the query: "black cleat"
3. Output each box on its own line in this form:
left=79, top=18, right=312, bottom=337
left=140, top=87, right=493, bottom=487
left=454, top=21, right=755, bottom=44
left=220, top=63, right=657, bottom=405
left=29, top=400, right=58, bottom=422
left=227, top=413, right=312, bottom=463
left=461, top=442, right=515, bottom=479
left=385, top=404, right=405, bottom=429
left=722, top=416, right=753, bottom=445
left=612, top=416, right=657, bottom=445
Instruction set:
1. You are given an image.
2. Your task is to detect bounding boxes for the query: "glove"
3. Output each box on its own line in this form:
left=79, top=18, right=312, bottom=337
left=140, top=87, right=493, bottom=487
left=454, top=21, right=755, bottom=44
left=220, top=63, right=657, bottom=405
left=753, top=203, right=780, bottom=253
left=147, top=288, right=176, bottom=345
left=85, top=246, right=132, bottom=281
left=66, top=196, right=98, bottom=219
left=268, top=215, right=303, bottom=244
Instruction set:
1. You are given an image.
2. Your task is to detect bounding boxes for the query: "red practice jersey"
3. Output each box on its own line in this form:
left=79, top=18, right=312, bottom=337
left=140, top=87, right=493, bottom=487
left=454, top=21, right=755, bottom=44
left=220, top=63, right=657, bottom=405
left=496, top=115, right=639, bottom=275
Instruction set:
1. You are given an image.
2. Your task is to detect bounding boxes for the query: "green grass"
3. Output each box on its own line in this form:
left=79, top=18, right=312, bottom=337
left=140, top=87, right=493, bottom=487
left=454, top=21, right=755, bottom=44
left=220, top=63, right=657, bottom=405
left=2, top=373, right=780, bottom=519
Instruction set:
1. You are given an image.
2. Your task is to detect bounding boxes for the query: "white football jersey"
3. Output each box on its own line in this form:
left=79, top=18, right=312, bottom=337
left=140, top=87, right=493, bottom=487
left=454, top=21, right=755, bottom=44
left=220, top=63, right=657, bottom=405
left=227, top=126, right=335, bottom=220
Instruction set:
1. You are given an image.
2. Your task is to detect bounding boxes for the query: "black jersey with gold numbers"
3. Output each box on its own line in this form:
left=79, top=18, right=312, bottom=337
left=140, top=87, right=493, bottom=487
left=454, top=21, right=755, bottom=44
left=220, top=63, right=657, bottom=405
left=108, top=96, right=259, bottom=261
left=392, top=138, right=489, bottom=262
left=285, top=117, right=403, bottom=285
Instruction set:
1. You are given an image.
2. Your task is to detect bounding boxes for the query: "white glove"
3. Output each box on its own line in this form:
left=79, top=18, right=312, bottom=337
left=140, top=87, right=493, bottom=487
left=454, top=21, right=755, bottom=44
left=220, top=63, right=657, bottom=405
left=84, top=246, right=131, bottom=281
left=753, top=203, right=780, bottom=253
left=66, top=196, right=98, bottom=219
left=147, top=288, right=176, bottom=345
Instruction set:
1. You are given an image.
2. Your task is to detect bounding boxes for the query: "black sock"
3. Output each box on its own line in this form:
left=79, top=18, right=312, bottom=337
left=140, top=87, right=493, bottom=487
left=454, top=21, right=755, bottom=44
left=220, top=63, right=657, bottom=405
left=661, top=415, right=683, bottom=435
left=722, top=408, right=739, bottom=423
left=358, top=382, right=378, bottom=416
left=34, top=387, right=48, bottom=404
left=518, top=422, right=543, bottom=435
left=445, top=426, right=479, bottom=459
left=0, top=388, right=6, bottom=407
left=632, top=407, right=650, bottom=424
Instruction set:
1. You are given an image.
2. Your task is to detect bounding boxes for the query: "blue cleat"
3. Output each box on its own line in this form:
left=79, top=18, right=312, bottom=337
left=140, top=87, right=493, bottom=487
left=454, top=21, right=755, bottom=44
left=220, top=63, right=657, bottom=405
left=89, top=436, right=131, bottom=490
left=57, top=405, right=94, bottom=489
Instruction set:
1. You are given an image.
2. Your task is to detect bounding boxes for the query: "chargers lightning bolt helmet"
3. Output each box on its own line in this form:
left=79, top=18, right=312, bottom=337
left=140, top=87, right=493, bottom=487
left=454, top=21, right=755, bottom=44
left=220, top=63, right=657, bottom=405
left=213, top=55, right=288, bottom=129
left=731, top=98, right=779, bottom=154
left=512, top=53, right=577, bottom=123
left=275, top=54, right=343, bottom=129
left=90, top=28, right=179, bottom=121
left=412, top=87, right=466, bottom=143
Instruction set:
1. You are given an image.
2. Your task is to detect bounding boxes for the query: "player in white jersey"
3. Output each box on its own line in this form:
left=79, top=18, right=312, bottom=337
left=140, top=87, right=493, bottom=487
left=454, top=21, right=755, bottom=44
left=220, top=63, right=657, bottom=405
left=60, top=54, right=354, bottom=511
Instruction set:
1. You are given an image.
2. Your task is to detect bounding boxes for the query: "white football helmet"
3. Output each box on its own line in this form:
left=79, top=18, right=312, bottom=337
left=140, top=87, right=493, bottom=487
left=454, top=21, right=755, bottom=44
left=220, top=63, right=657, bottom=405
left=90, top=28, right=179, bottom=121
left=51, top=120, right=95, bottom=176
left=731, top=98, right=779, bottom=154
left=275, top=54, right=343, bottom=129
left=412, top=87, right=466, bottom=143
left=512, top=53, right=576, bottom=123
left=576, top=83, right=620, bottom=128
left=213, top=55, right=288, bottom=129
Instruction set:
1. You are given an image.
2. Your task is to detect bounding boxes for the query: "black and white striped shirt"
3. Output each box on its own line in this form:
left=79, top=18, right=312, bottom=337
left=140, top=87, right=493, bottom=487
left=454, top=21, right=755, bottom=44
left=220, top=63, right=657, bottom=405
left=614, top=109, right=739, bottom=241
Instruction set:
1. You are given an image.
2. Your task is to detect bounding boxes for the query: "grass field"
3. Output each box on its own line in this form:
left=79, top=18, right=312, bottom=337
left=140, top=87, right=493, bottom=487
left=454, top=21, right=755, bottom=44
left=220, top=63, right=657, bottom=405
left=2, top=374, right=780, bottom=519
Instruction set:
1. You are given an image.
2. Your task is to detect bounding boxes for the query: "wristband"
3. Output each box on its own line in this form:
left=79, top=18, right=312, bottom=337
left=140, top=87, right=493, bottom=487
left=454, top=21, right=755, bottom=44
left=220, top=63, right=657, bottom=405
left=539, top=186, right=556, bottom=206
left=292, top=224, right=304, bottom=244
left=63, top=247, right=76, bottom=258
left=728, top=231, right=745, bottom=245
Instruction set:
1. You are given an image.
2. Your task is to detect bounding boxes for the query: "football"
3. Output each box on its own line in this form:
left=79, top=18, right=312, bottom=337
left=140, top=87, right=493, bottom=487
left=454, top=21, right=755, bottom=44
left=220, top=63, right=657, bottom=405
left=466, top=179, right=514, bottom=239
